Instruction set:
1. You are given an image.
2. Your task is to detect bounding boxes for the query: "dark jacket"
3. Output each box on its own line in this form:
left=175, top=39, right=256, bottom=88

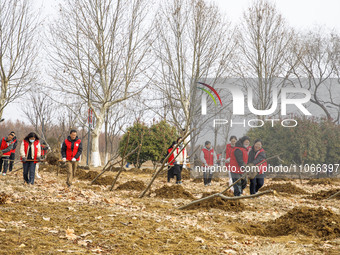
left=1, top=136, right=15, bottom=154
left=234, top=140, right=247, bottom=167
left=61, top=136, right=83, bottom=159
left=12, top=136, right=18, bottom=151
left=248, top=146, right=266, bottom=166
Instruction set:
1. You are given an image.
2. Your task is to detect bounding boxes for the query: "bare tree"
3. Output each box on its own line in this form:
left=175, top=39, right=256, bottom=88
left=150, top=0, right=237, bottom=130
left=236, top=0, right=297, bottom=118
left=148, top=0, right=237, bottom=159
left=21, top=90, right=56, bottom=138
left=291, top=29, right=340, bottom=122
left=49, top=0, right=153, bottom=166
left=0, top=0, right=38, bottom=119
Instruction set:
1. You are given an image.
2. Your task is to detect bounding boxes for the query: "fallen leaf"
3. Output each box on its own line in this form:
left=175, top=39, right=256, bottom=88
left=80, top=232, right=91, bottom=237
left=66, top=228, right=77, bottom=240
left=194, top=236, right=204, bottom=243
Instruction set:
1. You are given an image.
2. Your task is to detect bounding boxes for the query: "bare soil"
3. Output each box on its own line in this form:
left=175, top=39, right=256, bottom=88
left=0, top=165, right=339, bottom=254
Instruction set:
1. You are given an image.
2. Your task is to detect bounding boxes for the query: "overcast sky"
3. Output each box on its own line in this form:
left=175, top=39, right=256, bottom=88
left=4, top=0, right=340, bottom=122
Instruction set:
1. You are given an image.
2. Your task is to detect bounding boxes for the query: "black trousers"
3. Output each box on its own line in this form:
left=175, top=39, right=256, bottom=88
left=23, top=161, right=36, bottom=184
left=203, top=166, right=213, bottom=185
left=167, top=166, right=175, bottom=182
left=231, top=173, right=246, bottom=196
left=0, top=156, right=9, bottom=174
left=8, top=153, right=15, bottom=172
left=173, top=164, right=182, bottom=181
left=249, top=174, right=264, bottom=194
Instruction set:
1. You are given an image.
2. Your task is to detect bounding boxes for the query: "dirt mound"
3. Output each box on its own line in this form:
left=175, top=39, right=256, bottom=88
left=129, top=167, right=154, bottom=174
left=237, top=207, right=340, bottom=239
left=116, top=180, right=146, bottom=191
left=110, top=166, right=123, bottom=172
left=77, top=169, right=114, bottom=185
left=270, top=178, right=293, bottom=182
left=77, top=170, right=98, bottom=180
left=154, top=185, right=195, bottom=199
left=186, top=192, right=245, bottom=211
left=0, top=192, right=10, bottom=204
left=46, top=153, right=60, bottom=165
left=306, top=178, right=338, bottom=186
left=260, top=183, right=308, bottom=195
left=78, top=165, right=90, bottom=170
left=307, top=189, right=340, bottom=200
left=192, top=178, right=203, bottom=183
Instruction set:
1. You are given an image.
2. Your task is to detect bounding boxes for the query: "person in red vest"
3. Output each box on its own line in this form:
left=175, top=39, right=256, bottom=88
left=248, top=139, right=267, bottom=194
left=61, top=130, right=83, bottom=187
left=0, top=132, right=16, bottom=176
left=224, top=136, right=237, bottom=164
left=166, top=141, right=176, bottom=182
left=229, top=136, right=250, bottom=196
left=200, top=141, right=217, bottom=186
left=8, top=131, right=17, bottom=173
left=20, top=132, right=41, bottom=184
left=223, top=136, right=237, bottom=191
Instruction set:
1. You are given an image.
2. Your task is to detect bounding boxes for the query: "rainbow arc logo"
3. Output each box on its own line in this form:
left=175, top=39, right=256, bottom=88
left=197, top=82, right=223, bottom=106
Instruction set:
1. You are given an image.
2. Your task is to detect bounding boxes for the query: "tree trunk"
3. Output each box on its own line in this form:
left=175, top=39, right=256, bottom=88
left=91, top=115, right=104, bottom=167
left=0, top=79, right=8, bottom=120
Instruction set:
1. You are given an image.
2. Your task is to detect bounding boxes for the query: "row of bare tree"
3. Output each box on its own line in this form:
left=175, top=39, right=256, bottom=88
left=1, top=0, right=340, bottom=166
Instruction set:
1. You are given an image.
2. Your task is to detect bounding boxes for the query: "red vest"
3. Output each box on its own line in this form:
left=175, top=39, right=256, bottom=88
left=167, top=148, right=175, bottom=166
left=22, top=140, right=40, bottom=163
left=65, top=138, right=81, bottom=161
left=202, top=148, right=214, bottom=166
left=1, top=137, right=13, bottom=156
left=253, top=148, right=267, bottom=174
left=41, top=144, right=47, bottom=156
left=229, top=147, right=248, bottom=174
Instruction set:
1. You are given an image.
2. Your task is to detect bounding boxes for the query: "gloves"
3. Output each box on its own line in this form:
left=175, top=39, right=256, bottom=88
left=36, top=157, right=41, bottom=162
left=62, top=158, right=66, bottom=162
left=22, top=157, right=27, bottom=162
left=71, top=158, right=76, bottom=162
